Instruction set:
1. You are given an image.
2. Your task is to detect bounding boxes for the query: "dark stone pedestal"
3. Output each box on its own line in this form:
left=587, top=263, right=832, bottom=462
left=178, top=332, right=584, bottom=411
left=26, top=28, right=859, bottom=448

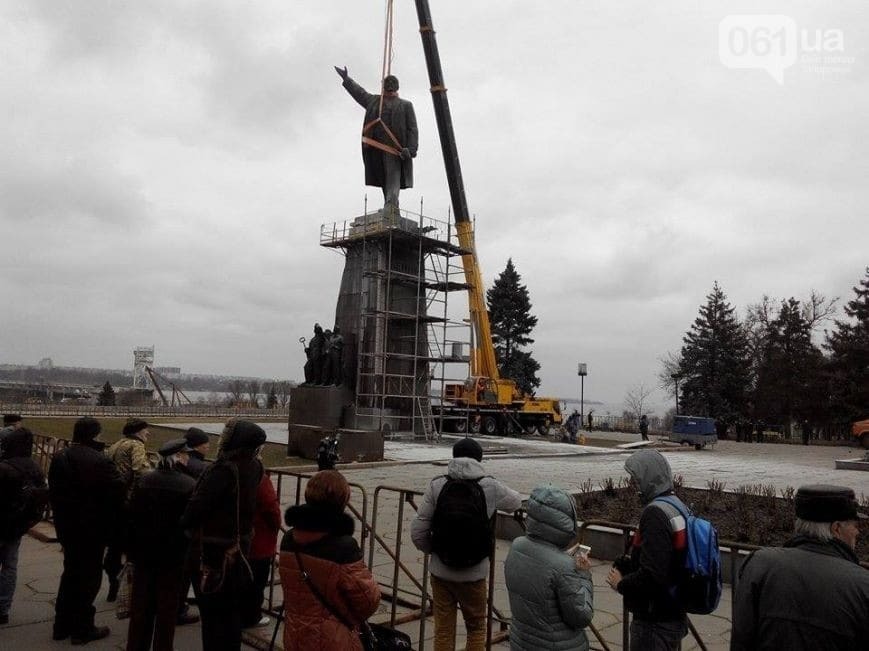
left=287, top=385, right=384, bottom=462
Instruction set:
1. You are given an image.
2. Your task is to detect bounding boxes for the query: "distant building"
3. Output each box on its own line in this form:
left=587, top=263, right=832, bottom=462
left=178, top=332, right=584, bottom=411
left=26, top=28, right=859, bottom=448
left=154, top=366, right=181, bottom=378
left=38, top=357, right=53, bottom=370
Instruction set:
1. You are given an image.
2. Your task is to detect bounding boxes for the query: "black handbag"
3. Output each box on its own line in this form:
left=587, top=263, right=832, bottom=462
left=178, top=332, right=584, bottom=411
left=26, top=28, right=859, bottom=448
left=294, top=551, right=413, bottom=650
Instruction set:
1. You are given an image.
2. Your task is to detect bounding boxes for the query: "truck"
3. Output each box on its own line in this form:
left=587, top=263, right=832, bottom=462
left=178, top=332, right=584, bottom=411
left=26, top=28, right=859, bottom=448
left=669, top=415, right=718, bottom=450
left=413, top=0, right=562, bottom=436
left=853, top=418, right=869, bottom=449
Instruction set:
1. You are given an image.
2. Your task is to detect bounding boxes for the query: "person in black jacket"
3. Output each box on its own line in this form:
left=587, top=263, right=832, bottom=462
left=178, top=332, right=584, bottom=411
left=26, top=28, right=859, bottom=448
left=126, top=438, right=197, bottom=651
left=731, top=484, right=869, bottom=650
left=606, top=449, right=687, bottom=650
left=182, top=427, right=211, bottom=480
left=49, top=417, right=126, bottom=645
left=0, top=427, right=47, bottom=625
left=181, top=419, right=265, bottom=651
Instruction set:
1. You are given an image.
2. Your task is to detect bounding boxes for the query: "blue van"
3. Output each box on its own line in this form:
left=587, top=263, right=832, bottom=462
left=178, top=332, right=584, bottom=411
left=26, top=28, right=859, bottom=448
left=670, top=415, right=717, bottom=449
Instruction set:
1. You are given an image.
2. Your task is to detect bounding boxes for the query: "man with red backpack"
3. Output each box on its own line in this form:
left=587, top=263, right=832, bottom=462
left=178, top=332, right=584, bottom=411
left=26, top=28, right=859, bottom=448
left=411, top=438, right=521, bottom=651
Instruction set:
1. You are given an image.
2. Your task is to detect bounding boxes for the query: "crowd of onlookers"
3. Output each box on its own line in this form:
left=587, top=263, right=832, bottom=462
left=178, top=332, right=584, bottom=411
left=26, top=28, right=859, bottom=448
left=1, top=412, right=868, bottom=650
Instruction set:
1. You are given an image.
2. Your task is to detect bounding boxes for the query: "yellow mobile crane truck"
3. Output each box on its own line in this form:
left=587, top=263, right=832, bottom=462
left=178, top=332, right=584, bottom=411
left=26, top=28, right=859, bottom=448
left=413, top=0, right=562, bottom=436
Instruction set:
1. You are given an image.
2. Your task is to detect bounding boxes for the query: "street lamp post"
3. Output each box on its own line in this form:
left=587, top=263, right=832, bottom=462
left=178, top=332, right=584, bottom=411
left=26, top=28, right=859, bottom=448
left=577, top=363, right=588, bottom=421
left=671, top=373, right=681, bottom=415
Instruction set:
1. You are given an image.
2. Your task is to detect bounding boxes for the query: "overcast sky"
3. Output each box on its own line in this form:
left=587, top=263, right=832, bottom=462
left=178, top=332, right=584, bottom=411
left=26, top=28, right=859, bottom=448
left=2, top=1, right=867, bottom=414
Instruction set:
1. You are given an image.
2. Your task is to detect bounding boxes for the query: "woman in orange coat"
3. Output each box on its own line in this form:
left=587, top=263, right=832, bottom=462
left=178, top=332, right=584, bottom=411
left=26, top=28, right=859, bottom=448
left=278, top=470, right=380, bottom=650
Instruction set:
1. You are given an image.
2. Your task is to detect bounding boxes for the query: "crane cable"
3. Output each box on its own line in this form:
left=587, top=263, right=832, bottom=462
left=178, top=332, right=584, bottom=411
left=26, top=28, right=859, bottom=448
left=361, top=0, right=403, bottom=157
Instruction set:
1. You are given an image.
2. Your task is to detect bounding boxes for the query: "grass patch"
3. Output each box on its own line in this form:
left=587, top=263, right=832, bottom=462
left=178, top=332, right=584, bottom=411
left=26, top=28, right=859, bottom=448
left=22, top=417, right=307, bottom=469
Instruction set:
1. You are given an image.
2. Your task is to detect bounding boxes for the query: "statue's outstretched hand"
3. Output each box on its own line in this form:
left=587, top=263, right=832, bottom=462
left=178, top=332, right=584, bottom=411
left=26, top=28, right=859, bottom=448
left=334, top=66, right=348, bottom=80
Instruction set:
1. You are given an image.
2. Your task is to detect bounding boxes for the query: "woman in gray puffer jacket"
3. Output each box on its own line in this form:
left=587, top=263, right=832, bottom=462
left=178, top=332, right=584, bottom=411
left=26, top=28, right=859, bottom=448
left=504, top=484, right=594, bottom=651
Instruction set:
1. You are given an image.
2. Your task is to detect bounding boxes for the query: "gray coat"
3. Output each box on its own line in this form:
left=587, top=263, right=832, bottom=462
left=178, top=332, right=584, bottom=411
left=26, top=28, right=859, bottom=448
left=410, top=456, right=522, bottom=582
left=504, top=485, right=594, bottom=651
left=731, top=535, right=869, bottom=650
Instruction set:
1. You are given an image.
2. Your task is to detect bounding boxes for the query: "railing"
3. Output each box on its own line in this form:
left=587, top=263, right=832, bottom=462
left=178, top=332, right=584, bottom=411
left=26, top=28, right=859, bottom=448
left=1, top=404, right=289, bottom=418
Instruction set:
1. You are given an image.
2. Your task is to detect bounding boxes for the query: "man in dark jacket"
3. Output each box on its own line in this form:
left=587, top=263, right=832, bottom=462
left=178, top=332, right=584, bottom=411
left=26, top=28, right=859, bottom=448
left=731, top=484, right=869, bottom=650
left=335, top=66, right=418, bottom=212
left=606, top=449, right=687, bottom=650
left=0, top=427, right=47, bottom=625
left=49, top=417, right=125, bottom=644
left=181, top=419, right=265, bottom=651
left=126, top=438, right=197, bottom=651
left=182, top=427, right=211, bottom=480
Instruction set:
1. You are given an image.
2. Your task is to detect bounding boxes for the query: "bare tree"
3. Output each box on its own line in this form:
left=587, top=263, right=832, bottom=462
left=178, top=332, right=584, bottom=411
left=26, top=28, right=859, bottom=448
left=227, top=379, right=245, bottom=404
left=624, top=382, right=654, bottom=423
left=657, top=351, right=682, bottom=398
left=802, top=290, right=837, bottom=332
left=275, top=381, right=291, bottom=408
left=246, top=380, right=261, bottom=406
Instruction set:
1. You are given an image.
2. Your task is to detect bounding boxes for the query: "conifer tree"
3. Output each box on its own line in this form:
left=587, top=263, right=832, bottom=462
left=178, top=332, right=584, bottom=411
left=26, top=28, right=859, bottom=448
left=486, top=258, right=541, bottom=395
left=825, top=267, right=869, bottom=421
left=678, top=282, right=750, bottom=424
left=97, top=381, right=116, bottom=406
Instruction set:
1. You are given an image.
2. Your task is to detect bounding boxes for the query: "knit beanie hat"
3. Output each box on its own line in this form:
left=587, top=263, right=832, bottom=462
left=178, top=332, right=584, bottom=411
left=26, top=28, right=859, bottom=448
left=452, top=437, right=483, bottom=462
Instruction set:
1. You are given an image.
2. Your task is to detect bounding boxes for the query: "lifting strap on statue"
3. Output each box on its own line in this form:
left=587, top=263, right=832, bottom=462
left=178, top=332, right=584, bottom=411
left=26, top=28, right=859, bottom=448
left=361, top=0, right=403, bottom=157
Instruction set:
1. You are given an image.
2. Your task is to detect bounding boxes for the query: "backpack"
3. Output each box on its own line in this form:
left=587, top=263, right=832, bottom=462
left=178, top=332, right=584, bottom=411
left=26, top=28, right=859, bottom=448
left=430, top=476, right=492, bottom=568
left=653, top=495, right=723, bottom=614
left=0, top=462, right=49, bottom=538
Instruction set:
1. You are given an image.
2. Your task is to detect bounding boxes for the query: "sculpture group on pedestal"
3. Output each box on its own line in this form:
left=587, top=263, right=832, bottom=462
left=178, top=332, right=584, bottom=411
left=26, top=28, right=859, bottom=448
left=301, top=323, right=344, bottom=386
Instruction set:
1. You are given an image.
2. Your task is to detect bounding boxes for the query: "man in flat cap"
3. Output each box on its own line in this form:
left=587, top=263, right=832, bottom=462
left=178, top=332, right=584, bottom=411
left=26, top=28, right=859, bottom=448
left=182, top=427, right=211, bottom=480
left=335, top=66, right=418, bottom=214
left=411, top=438, right=521, bottom=651
left=104, top=419, right=154, bottom=601
left=731, top=484, right=869, bottom=650
left=49, top=417, right=125, bottom=644
left=126, top=438, right=197, bottom=651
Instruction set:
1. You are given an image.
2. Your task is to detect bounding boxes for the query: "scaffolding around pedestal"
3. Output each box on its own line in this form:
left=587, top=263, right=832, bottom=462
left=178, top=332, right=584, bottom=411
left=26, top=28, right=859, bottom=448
left=321, top=206, right=472, bottom=439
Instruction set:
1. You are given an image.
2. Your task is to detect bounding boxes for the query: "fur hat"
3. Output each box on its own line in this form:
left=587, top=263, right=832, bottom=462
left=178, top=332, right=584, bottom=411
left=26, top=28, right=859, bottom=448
left=452, top=437, right=483, bottom=462
left=73, top=417, right=101, bottom=442
left=123, top=419, right=149, bottom=437
left=795, top=484, right=867, bottom=522
left=184, top=427, right=210, bottom=447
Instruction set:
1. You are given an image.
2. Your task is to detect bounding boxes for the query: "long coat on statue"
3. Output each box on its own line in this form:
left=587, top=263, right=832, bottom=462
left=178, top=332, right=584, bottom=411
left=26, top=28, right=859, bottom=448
left=342, top=76, right=418, bottom=189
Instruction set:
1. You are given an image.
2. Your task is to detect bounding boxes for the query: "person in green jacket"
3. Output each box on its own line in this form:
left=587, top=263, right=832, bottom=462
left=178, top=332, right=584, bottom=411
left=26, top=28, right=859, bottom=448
left=505, top=484, right=594, bottom=651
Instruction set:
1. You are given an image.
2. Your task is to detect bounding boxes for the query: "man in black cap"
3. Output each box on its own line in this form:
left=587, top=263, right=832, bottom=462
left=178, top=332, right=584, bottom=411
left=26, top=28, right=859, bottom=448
left=732, top=484, right=869, bottom=650
left=0, top=414, right=22, bottom=452
left=181, top=419, right=266, bottom=651
left=182, top=427, right=211, bottom=480
left=49, top=417, right=125, bottom=644
left=126, top=438, right=197, bottom=651
left=411, top=438, right=521, bottom=650
left=335, top=66, right=418, bottom=213
left=104, top=418, right=153, bottom=600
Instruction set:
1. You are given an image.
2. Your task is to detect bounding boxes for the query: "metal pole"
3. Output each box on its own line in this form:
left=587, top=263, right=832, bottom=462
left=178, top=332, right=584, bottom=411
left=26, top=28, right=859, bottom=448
left=580, top=375, right=584, bottom=421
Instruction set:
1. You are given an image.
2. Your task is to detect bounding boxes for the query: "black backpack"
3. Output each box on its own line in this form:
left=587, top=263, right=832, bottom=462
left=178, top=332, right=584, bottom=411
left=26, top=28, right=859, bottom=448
left=430, top=476, right=492, bottom=568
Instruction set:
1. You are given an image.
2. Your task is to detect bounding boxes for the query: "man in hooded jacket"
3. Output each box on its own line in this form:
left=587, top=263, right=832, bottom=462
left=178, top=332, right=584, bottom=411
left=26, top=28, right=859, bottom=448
left=411, top=438, right=522, bottom=651
left=0, top=427, right=47, bottom=625
left=49, top=417, right=126, bottom=644
left=606, top=449, right=687, bottom=650
left=181, top=419, right=265, bottom=651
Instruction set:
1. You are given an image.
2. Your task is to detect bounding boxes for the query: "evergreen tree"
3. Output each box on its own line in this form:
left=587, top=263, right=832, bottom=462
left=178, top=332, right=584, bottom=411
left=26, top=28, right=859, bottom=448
left=754, top=298, right=824, bottom=433
left=266, top=384, right=278, bottom=409
left=97, top=381, right=116, bottom=406
left=678, top=282, right=750, bottom=425
left=825, top=267, right=869, bottom=421
left=486, top=258, right=541, bottom=394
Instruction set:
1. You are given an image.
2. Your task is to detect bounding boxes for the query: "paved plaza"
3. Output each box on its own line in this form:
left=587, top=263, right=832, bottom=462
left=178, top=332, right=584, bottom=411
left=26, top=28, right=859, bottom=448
left=1, top=431, right=865, bottom=650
